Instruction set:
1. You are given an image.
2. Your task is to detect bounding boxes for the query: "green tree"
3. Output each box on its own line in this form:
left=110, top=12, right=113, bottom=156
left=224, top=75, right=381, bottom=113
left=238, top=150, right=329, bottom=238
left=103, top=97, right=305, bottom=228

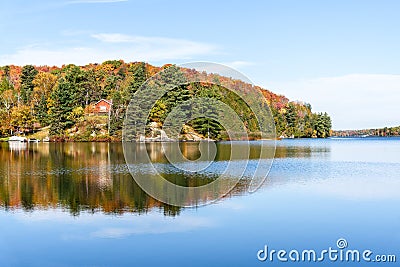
left=0, top=77, right=14, bottom=93
left=128, top=62, right=147, bottom=97
left=49, top=78, right=78, bottom=136
left=109, top=82, right=130, bottom=137
left=34, top=94, right=49, bottom=125
left=313, top=112, right=332, bottom=138
left=149, top=99, right=168, bottom=123
left=2, top=66, right=11, bottom=80
left=149, top=65, right=190, bottom=124
left=102, top=60, right=123, bottom=69
left=285, top=103, right=297, bottom=128
left=165, top=69, right=190, bottom=122
left=285, top=103, right=298, bottom=136
left=20, top=65, right=39, bottom=104
left=61, top=64, right=88, bottom=107
left=322, top=112, right=332, bottom=137
left=190, top=117, right=222, bottom=139
left=81, top=69, right=101, bottom=105
left=189, top=83, right=223, bottom=139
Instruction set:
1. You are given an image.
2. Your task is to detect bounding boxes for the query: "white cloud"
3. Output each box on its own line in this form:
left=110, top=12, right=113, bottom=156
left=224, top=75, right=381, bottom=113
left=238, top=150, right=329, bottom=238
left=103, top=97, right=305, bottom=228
left=90, top=216, right=214, bottom=238
left=0, top=34, right=217, bottom=66
left=266, top=74, right=400, bottom=130
left=12, top=209, right=216, bottom=240
left=222, top=60, right=254, bottom=69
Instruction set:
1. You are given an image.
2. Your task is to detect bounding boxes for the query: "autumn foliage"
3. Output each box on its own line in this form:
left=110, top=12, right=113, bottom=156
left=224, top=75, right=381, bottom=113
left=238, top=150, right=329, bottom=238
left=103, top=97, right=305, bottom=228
left=0, top=61, right=332, bottom=140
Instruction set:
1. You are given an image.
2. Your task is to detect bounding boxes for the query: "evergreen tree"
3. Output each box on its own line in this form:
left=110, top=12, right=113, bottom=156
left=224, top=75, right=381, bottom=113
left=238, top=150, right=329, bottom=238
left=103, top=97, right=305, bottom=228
left=190, top=117, right=222, bottom=139
left=313, top=112, right=332, bottom=138
left=62, top=65, right=87, bottom=107
left=109, top=86, right=130, bottom=137
left=285, top=103, right=297, bottom=128
left=49, top=78, right=77, bottom=136
left=150, top=65, right=190, bottom=125
left=322, top=112, right=332, bottom=137
left=128, top=62, right=147, bottom=97
left=82, top=69, right=101, bottom=105
left=303, top=113, right=314, bottom=137
left=189, top=84, right=223, bottom=139
left=109, top=63, right=147, bottom=137
left=103, top=74, right=121, bottom=99
left=3, top=66, right=10, bottom=80
left=35, top=94, right=49, bottom=125
left=20, top=65, right=38, bottom=104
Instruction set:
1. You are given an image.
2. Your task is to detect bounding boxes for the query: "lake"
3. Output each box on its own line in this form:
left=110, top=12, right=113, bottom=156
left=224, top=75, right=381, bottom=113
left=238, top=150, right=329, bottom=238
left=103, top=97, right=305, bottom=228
left=0, top=138, right=399, bottom=266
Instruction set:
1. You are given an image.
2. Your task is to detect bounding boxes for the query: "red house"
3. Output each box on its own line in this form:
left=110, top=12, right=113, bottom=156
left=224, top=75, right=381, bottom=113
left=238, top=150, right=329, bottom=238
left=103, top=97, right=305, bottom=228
left=93, top=99, right=112, bottom=114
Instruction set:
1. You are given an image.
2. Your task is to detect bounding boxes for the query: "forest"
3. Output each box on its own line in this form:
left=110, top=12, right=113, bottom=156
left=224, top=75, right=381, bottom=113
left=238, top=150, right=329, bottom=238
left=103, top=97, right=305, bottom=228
left=332, top=126, right=400, bottom=137
left=0, top=61, right=332, bottom=141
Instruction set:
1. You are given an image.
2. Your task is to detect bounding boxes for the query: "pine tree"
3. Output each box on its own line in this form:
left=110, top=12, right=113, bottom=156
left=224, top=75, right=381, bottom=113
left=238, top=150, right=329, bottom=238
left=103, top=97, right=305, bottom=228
left=286, top=103, right=297, bottom=128
left=312, top=112, right=331, bottom=138
left=151, top=65, right=190, bottom=125
left=128, top=62, right=147, bottom=97
left=62, top=65, right=87, bottom=107
left=189, top=84, right=223, bottom=139
left=20, top=65, right=38, bottom=104
left=322, top=112, right=332, bottom=137
left=49, top=78, right=77, bottom=136
left=35, top=94, right=49, bottom=125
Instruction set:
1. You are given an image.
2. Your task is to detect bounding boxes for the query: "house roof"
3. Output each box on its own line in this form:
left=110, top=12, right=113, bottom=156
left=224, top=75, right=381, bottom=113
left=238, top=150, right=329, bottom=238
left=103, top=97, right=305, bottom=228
left=94, top=99, right=113, bottom=106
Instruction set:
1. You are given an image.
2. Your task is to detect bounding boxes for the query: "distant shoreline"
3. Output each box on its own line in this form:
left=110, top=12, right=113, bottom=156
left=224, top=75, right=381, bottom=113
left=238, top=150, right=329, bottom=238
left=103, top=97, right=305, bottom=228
left=332, top=125, right=400, bottom=137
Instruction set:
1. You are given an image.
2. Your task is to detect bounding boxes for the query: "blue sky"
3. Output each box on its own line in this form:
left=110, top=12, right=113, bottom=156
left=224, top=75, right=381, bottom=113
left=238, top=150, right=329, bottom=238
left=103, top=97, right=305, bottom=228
left=1, top=0, right=399, bottom=130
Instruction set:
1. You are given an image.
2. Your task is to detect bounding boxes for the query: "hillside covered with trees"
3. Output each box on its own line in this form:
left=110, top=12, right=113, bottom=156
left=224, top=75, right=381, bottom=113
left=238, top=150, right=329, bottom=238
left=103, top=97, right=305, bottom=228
left=332, top=126, right=400, bottom=137
left=0, top=61, right=332, bottom=141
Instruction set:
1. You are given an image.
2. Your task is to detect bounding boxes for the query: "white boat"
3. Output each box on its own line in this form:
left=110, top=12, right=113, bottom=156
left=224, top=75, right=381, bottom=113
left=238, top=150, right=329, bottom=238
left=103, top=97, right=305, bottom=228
left=42, top=137, right=50, bottom=142
left=28, top=138, right=40, bottom=143
left=9, top=142, right=27, bottom=151
left=8, top=136, right=27, bottom=142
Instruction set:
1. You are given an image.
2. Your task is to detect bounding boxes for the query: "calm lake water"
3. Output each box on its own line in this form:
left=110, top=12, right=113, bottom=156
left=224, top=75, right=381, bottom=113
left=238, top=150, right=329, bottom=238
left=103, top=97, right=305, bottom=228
left=0, top=138, right=399, bottom=266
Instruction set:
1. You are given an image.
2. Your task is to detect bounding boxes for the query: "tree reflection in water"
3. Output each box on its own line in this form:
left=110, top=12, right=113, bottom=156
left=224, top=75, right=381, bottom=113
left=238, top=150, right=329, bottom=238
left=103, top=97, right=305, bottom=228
left=0, top=141, right=324, bottom=216
left=0, top=142, right=258, bottom=216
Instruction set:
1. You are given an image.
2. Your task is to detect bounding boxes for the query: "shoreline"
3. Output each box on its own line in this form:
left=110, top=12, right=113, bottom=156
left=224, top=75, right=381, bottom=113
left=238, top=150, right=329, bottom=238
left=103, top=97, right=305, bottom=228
left=3, top=133, right=399, bottom=144
left=5, top=136, right=399, bottom=144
